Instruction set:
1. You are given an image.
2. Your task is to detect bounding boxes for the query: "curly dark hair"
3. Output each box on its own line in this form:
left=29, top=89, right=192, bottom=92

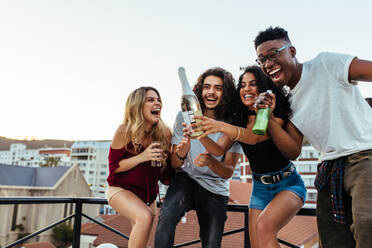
left=254, top=26, right=291, bottom=49
left=193, top=67, right=238, bottom=122
left=233, top=65, right=292, bottom=127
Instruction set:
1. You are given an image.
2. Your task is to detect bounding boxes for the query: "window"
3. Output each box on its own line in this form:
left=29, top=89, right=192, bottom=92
left=307, top=192, right=317, bottom=201
left=304, top=178, right=314, bottom=186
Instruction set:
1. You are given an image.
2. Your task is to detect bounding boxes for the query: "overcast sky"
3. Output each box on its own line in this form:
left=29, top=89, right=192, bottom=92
left=1, top=0, right=372, bottom=141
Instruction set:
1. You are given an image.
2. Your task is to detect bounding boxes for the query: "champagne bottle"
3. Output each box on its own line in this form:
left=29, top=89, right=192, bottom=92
left=178, top=67, right=204, bottom=137
left=252, top=90, right=272, bottom=135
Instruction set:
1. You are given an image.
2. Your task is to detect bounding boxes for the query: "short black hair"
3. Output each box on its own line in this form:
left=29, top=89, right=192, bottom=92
left=254, top=26, right=291, bottom=49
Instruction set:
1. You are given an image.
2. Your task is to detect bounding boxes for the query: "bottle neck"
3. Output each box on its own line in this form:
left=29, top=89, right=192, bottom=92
left=178, top=67, right=194, bottom=95
left=181, top=80, right=194, bottom=95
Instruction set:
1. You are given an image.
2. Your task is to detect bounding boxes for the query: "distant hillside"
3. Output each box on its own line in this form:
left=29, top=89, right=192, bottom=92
left=0, top=136, right=75, bottom=150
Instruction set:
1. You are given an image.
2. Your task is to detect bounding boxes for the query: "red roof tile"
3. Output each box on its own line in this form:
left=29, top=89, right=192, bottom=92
left=229, top=180, right=252, bottom=204
left=22, top=241, right=55, bottom=248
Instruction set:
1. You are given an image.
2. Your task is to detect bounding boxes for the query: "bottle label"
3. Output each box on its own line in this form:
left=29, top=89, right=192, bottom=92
left=182, top=110, right=196, bottom=125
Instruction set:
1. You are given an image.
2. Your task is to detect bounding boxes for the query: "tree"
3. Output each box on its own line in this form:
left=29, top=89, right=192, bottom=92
left=52, top=223, right=73, bottom=248
left=40, top=157, right=61, bottom=167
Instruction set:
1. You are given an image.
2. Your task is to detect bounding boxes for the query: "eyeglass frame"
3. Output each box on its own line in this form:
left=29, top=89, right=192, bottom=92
left=255, top=44, right=291, bottom=66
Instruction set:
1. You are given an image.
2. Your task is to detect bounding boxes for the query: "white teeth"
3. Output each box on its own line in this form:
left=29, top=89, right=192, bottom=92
left=151, top=108, right=160, bottom=115
left=244, top=94, right=254, bottom=99
left=269, top=68, right=280, bottom=75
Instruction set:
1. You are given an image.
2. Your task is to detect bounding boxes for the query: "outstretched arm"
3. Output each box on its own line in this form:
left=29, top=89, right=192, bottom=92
left=182, top=121, right=232, bottom=156
left=349, top=58, right=372, bottom=82
left=192, top=116, right=259, bottom=145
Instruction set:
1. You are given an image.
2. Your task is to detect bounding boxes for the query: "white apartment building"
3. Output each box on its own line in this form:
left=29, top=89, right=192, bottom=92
left=38, top=147, right=71, bottom=167
left=0, top=144, right=39, bottom=167
left=70, top=141, right=110, bottom=198
left=0, top=144, right=71, bottom=167
left=237, top=144, right=319, bottom=209
left=294, top=145, right=319, bottom=208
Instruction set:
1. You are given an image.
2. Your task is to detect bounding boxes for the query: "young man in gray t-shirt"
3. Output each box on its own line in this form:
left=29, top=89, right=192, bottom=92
left=155, top=67, right=242, bottom=248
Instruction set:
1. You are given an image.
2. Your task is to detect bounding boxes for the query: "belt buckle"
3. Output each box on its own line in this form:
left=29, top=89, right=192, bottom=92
left=260, top=175, right=272, bottom=184
left=283, top=171, right=291, bottom=178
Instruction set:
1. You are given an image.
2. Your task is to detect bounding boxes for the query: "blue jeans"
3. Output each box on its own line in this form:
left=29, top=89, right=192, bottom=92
left=250, top=163, right=307, bottom=210
left=154, top=172, right=228, bottom=248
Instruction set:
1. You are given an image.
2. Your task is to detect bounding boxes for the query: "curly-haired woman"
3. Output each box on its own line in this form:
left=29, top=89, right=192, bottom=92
left=191, top=66, right=306, bottom=248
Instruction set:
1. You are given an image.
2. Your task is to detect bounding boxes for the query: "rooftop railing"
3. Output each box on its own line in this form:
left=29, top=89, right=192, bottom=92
left=0, top=197, right=316, bottom=248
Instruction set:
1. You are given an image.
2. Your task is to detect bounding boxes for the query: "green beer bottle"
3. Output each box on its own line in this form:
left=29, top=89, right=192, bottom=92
left=252, top=90, right=272, bottom=135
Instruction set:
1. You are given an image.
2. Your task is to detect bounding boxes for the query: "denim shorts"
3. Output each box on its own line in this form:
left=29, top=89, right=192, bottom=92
left=249, top=163, right=307, bottom=210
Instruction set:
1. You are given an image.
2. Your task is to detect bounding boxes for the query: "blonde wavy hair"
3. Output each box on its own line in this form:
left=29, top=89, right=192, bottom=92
left=122, top=86, right=170, bottom=152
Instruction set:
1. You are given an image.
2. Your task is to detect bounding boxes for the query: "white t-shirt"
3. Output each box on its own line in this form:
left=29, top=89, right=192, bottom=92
left=290, top=52, right=372, bottom=161
left=172, top=111, right=242, bottom=196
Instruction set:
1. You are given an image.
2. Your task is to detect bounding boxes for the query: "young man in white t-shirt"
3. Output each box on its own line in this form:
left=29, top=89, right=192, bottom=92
left=253, top=26, right=372, bottom=248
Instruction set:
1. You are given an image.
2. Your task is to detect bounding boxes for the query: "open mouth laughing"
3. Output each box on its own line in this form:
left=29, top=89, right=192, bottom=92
left=243, top=93, right=256, bottom=100
left=268, top=68, right=281, bottom=81
left=205, top=96, right=218, bottom=106
left=150, top=108, right=161, bottom=118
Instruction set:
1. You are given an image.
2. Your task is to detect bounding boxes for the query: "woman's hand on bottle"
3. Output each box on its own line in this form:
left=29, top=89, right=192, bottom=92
left=255, top=91, right=276, bottom=116
left=190, top=116, right=221, bottom=139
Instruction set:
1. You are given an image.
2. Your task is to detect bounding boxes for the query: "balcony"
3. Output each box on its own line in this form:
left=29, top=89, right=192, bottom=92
left=0, top=197, right=316, bottom=248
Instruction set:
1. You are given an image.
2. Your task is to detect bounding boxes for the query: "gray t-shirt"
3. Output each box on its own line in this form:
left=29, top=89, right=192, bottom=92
left=172, top=111, right=242, bottom=196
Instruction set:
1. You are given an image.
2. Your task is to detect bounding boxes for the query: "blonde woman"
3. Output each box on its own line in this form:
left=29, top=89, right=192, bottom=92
left=106, top=86, right=172, bottom=248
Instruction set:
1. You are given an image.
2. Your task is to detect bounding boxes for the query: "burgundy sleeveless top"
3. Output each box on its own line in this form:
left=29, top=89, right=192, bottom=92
left=107, top=142, right=173, bottom=205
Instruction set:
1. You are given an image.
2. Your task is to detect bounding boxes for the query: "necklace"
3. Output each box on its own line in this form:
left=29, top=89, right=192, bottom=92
left=133, top=138, right=142, bottom=152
